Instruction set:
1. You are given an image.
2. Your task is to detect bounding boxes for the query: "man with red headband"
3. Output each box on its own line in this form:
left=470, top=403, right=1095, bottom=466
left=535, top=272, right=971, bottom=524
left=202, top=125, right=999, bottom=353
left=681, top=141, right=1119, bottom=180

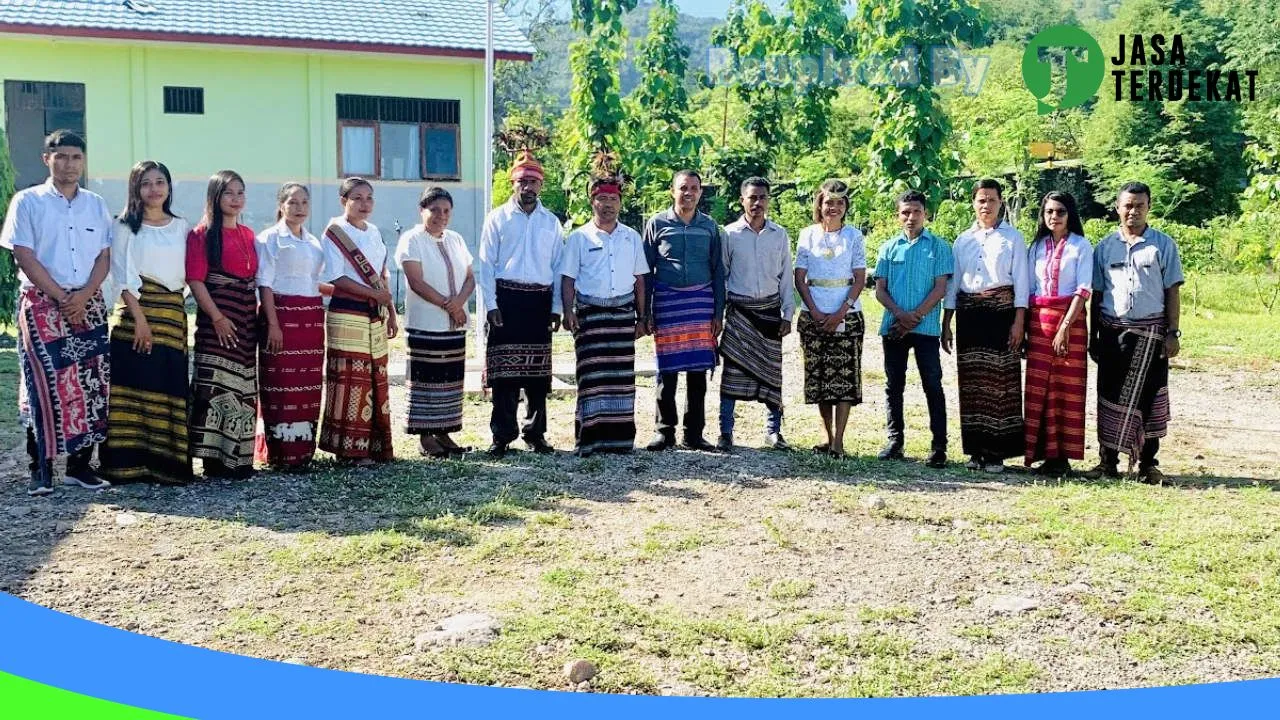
left=477, top=149, right=565, bottom=457
left=560, top=174, right=649, bottom=457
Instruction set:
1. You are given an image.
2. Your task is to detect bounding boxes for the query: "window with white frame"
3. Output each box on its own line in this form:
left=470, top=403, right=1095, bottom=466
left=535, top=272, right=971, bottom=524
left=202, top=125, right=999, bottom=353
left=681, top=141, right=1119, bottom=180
left=336, top=95, right=461, bottom=181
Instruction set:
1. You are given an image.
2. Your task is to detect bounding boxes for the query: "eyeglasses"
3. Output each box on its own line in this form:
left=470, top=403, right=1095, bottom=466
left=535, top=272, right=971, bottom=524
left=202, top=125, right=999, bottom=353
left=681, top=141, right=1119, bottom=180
left=1044, top=208, right=1068, bottom=216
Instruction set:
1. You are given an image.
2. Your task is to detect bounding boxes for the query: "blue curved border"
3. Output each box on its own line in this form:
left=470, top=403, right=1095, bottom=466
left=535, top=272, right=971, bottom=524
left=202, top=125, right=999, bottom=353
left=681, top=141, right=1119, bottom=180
left=1, top=592, right=1277, bottom=718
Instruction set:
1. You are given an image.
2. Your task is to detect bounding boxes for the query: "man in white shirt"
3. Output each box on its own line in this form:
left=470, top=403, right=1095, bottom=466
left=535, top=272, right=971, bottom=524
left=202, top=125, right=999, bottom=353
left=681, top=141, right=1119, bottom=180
left=717, top=177, right=795, bottom=452
left=0, top=130, right=113, bottom=496
left=940, top=178, right=1030, bottom=473
left=560, top=171, right=648, bottom=457
left=477, top=150, right=565, bottom=457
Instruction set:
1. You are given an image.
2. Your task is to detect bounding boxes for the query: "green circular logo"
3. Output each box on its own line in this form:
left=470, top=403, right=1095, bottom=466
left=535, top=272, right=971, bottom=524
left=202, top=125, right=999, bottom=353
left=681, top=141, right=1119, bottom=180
left=1022, top=25, right=1105, bottom=114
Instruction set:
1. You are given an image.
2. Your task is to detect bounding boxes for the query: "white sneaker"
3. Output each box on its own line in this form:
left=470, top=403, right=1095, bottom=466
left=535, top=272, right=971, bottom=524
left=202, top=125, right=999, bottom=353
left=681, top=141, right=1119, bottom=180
left=983, top=463, right=1005, bottom=474
left=965, top=457, right=982, bottom=470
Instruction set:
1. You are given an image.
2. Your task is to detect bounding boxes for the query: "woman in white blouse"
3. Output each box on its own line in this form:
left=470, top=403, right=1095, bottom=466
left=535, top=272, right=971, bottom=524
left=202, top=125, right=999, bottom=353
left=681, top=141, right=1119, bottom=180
left=396, top=186, right=476, bottom=458
left=794, top=179, right=868, bottom=458
left=100, top=161, right=193, bottom=485
left=254, top=183, right=329, bottom=469
left=1024, top=191, right=1094, bottom=476
left=318, top=178, right=398, bottom=466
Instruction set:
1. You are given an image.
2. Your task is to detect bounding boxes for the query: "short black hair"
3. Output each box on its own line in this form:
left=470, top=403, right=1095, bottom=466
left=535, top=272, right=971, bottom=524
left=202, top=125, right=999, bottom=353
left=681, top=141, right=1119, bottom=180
left=419, top=186, right=453, bottom=209
left=972, top=178, right=1003, bottom=198
left=740, top=176, right=770, bottom=194
left=895, top=189, right=928, bottom=209
left=672, top=169, right=702, bottom=186
left=44, top=129, right=86, bottom=153
left=1117, top=182, right=1152, bottom=201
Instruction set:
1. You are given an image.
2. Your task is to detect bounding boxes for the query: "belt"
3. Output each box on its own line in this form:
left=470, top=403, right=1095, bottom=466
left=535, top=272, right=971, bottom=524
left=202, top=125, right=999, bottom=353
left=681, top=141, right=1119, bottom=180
left=807, top=278, right=852, bottom=288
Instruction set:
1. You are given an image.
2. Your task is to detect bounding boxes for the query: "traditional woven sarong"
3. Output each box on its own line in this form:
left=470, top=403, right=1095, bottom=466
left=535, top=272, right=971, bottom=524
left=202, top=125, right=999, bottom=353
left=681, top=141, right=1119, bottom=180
left=574, top=295, right=638, bottom=454
left=955, top=286, right=1024, bottom=461
left=255, top=295, right=325, bottom=467
left=17, top=287, right=110, bottom=471
left=319, top=296, right=393, bottom=461
left=797, top=310, right=864, bottom=404
left=1095, top=315, right=1170, bottom=463
left=100, top=280, right=190, bottom=484
left=1024, top=295, right=1088, bottom=465
left=405, top=329, right=466, bottom=434
left=190, top=272, right=259, bottom=470
left=485, top=279, right=553, bottom=393
left=719, top=293, right=783, bottom=408
left=652, top=282, right=716, bottom=374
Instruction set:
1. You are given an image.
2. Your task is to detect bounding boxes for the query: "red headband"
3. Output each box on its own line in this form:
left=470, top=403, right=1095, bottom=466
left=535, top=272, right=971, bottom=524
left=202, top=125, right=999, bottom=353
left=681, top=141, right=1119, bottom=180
left=591, top=182, right=622, bottom=198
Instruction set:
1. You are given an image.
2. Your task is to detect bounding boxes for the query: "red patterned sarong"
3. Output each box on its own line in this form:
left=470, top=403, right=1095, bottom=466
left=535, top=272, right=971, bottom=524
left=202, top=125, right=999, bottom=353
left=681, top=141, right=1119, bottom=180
left=255, top=295, right=325, bottom=467
left=1024, top=295, right=1088, bottom=464
left=319, top=295, right=393, bottom=461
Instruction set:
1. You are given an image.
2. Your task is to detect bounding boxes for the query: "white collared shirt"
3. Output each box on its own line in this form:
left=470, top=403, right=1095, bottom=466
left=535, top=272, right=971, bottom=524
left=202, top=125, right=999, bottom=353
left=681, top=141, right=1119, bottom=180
left=477, top=198, right=565, bottom=314
left=944, top=220, right=1030, bottom=309
left=110, top=216, right=190, bottom=301
left=794, top=224, right=867, bottom=314
left=561, top=220, right=647, bottom=300
left=1030, top=232, right=1093, bottom=300
left=1, top=179, right=113, bottom=290
left=396, top=225, right=473, bottom=332
left=321, top=216, right=386, bottom=288
left=723, top=216, right=796, bottom=320
left=258, top=220, right=325, bottom=298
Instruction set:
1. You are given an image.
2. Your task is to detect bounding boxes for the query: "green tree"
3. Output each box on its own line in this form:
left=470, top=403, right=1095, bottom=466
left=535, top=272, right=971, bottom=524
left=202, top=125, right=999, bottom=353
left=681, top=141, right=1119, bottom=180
left=853, top=0, right=986, bottom=210
left=1081, top=0, right=1245, bottom=224
left=564, top=0, right=637, bottom=222
left=623, top=0, right=706, bottom=216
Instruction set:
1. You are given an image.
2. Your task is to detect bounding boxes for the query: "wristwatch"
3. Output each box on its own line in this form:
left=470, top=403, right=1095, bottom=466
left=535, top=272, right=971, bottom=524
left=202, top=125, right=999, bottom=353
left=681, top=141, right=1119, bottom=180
left=1170, top=328, right=1182, bottom=339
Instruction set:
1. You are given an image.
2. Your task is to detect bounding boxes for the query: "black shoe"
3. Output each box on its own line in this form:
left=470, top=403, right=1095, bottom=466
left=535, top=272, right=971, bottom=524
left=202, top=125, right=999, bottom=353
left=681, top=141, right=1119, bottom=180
left=1035, top=459, right=1072, bottom=477
left=765, top=432, right=790, bottom=451
left=645, top=434, right=675, bottom=451
left=716, top=433, right=734, bottom=452
left=27, top=469, right=53, bottom=497
left=1083, top=463, right=1121, bottom=480
left=682, top=436, right=716, bottom=452
left=925, top=450, right=948, bottom=469
left=525, top=437, right=555, bottom=454
left=1138, top=466, right=1167, bottom=485
left=486, top=442, right=509, bottom=458
left=877, top=443, right=905, bottom=461
left=63, top=469, right=111, bottom=490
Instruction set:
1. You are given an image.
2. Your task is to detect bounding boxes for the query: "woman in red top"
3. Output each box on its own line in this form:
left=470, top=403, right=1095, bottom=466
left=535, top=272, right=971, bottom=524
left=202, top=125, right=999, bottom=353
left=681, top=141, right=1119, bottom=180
left=187, top=170, right=260, bottom=479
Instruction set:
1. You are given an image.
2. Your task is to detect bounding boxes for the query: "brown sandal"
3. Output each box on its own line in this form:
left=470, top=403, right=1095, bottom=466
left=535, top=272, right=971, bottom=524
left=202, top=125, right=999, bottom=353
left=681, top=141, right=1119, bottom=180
left=419, top=435, right=449, bottom=458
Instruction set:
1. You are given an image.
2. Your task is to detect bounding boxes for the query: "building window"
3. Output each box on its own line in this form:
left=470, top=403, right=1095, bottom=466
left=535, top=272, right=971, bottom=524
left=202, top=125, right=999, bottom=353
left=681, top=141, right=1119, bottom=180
left=163, top=86, right=204, bottom=114
left=336, top=94, right=461, bottom=181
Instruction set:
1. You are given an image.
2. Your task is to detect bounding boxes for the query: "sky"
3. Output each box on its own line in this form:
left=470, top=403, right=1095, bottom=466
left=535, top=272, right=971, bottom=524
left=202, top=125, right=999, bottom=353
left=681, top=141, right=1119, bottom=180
left=673, top=0, right=786, bottom=18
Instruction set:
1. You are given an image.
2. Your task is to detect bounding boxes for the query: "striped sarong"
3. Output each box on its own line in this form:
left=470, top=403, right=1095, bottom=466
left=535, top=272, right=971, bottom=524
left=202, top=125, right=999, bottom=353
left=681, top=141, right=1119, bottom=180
left=955, top=286, right=1024, bottom=461
left=190, top=272, right=259, bottom=470
left=719, top=293, right=783, bottom=408
left=574, top=296, right=638, bottom=454
left=1095, top=315, right=1170, bottom=463
left=406, top=329, right=466, bottom=434
left=255, top=295, right=325, bottom=468
left=798, top=310, right=864, bottom=404
left=17, top=287, right=111, bottom=472
left=1024, top=295, right=1088, bottom=465
left=652, top=282, right=716, bottom=374
left=485, top=279, right=553, bottom=393
left=100, top=280, right=190, bottom=484
left=319, top=296, right=393, bottom=461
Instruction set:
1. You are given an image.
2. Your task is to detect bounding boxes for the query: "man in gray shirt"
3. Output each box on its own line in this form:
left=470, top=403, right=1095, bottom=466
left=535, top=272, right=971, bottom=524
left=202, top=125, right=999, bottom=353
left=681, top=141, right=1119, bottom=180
left=1086, top=181, right=1185, bottom=484
left=717, top=177, right=795, bottom=451
left=643, top=170, right=725, bottom=451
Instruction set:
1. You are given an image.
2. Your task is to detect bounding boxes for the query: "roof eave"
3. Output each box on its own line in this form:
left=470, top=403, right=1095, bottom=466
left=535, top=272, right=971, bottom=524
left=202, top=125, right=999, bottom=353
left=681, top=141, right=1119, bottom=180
left=0, top=23, right=535, bottom=62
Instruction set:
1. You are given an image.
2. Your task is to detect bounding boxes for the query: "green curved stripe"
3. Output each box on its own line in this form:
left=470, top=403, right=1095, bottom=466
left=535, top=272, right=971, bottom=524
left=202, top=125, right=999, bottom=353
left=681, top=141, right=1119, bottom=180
left=0, top=671, right=191, bottom=719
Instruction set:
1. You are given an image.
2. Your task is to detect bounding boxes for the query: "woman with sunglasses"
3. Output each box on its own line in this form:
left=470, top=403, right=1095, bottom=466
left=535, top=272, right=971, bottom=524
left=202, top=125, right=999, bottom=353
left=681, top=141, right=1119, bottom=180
left=1023, top=191, right=1093, bottom=476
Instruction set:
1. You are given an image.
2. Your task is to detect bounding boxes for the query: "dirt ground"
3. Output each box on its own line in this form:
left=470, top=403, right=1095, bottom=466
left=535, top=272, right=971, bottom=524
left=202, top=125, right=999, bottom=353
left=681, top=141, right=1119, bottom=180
left=3, top=335, right=1279, bottom=697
